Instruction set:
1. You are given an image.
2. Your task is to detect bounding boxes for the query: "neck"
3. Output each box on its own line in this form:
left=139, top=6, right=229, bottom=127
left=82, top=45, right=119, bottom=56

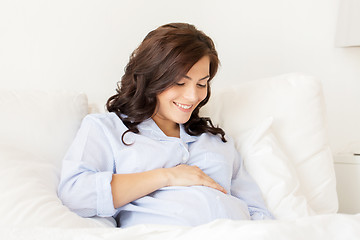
left=151, top=117, right=180, bottom=138
left=161, top=125, right=180, bottom=138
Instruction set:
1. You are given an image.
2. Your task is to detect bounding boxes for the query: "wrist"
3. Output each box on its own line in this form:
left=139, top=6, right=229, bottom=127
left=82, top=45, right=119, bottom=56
left=160, top=168, right=172, bottom=187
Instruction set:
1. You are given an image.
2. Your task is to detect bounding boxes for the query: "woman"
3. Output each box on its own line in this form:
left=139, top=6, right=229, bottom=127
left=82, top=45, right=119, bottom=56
left=58, top=23, right=273, bottom=227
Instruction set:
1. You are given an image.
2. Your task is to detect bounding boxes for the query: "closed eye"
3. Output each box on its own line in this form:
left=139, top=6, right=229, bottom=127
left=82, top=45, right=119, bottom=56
left=175, top=82, right=185, bottom=86
left=197, top=83, right=207, bottom=88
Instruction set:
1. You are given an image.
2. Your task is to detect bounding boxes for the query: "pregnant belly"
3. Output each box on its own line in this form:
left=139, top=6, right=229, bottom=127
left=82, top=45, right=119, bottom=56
left=119, top=186, right=250, bottom=227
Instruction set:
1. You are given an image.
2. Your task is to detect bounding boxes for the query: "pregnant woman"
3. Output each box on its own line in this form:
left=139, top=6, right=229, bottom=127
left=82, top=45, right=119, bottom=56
left=57, top=22, right=273, bottom=227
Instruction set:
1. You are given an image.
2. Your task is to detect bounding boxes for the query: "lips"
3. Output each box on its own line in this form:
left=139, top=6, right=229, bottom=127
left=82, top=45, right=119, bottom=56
left=174, top=102, right=193, bottom=111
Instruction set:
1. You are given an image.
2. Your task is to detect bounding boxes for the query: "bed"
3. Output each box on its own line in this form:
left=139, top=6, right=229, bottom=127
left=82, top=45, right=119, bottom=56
left=1, top=73, right=359, bottom=239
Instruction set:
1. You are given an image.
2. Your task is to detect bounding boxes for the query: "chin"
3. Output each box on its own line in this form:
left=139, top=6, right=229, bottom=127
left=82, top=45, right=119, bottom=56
left=175, top=116, right=192, bottom=125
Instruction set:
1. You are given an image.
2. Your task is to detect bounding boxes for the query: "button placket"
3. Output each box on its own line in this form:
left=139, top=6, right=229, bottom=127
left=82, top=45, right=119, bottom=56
left=179, top=142, right=190, bottom=163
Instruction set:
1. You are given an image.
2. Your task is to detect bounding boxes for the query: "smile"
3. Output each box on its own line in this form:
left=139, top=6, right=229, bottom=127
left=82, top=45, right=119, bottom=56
left=174, top=102, right=192, bottom=110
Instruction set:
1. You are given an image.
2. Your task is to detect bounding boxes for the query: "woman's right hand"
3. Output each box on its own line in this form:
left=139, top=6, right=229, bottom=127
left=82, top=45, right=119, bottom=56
left=165, top=164, right=227, bottom=194
left=111, top=164, right=227, bottom=208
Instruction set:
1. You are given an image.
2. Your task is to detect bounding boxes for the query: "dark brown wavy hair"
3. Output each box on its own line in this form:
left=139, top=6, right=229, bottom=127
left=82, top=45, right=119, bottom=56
left=106, top=23, right=226, bottom=144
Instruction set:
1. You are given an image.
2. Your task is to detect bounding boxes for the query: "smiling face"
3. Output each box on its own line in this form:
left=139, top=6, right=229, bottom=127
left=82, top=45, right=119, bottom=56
left=152, top=55, right=210, bottom=135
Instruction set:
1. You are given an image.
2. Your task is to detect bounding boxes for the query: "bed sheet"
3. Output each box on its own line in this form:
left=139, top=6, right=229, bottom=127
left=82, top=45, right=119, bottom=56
left=1, top=214, right=359, bottom=240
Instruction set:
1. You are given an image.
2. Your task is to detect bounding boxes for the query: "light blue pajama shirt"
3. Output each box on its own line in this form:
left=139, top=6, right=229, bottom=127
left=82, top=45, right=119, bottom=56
left=57, top=112, right=273, bottom=227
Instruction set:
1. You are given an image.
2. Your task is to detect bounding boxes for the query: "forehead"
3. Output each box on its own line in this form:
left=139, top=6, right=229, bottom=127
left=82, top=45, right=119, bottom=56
left=186, top=56, right=210, bottom=77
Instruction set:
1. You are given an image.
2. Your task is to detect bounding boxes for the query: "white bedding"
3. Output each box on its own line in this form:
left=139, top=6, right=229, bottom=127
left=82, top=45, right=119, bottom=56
left=1, top=214, right=360, bottom=240
left=0, top=73, right=358, bottom=239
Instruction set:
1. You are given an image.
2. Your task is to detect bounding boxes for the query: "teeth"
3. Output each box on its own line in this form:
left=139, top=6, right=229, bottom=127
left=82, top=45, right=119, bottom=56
left=175, top=102, right=192, bottom=109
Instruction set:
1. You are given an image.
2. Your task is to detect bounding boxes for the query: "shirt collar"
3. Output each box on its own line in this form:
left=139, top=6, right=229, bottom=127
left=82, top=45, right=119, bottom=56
left=138, top=118, right=197, bottom=144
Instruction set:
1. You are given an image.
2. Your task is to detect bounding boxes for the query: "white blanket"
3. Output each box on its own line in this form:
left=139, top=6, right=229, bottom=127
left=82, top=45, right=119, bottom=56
left=2, top=214, right=360, bottom=240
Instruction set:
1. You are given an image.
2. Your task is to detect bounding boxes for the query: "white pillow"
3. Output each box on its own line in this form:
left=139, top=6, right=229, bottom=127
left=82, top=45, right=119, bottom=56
left=0, top=90, right=115, bottom=228
left=0, top=148, right=114, bottom=228
left=238, top=118, right=316, bottom=219
left=202, top=73, right=338, bottom=215
left=0, top=90, right=87, bottom=167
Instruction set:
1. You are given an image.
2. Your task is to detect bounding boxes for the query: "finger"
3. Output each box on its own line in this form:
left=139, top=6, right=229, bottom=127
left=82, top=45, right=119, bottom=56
left=213, top=183, right=227, bottom=194
left=202, top=176, right=227, bottom=194
left=189, top=165, right=227, bottom=194
left=219, top=186, right=227, bottom=194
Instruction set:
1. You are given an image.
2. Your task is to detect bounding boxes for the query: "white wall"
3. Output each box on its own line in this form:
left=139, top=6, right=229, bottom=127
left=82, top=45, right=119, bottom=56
left=1, top=0, right=359, bottom=154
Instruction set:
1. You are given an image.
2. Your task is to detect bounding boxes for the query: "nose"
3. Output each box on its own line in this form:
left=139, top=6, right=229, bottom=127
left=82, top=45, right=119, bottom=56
left=183, top=84, right=198, bottom=102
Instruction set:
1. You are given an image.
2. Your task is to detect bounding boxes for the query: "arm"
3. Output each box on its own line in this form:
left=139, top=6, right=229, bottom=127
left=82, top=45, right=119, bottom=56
left=111, top=164, right=227, bottom=208
left=111, top=169, right=167, bottom=208
left=58, top=116, right=117, bottom=217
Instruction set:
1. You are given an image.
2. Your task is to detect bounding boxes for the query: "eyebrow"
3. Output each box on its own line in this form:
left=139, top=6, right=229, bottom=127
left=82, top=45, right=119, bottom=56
left=183, top=75, right=210, bottom=81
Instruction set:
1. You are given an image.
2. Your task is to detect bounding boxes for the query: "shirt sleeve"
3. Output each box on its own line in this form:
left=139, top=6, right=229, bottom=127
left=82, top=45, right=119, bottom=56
left=57, top=115, right=117, bottom=217
left=230, top=146, right=274, bottom=220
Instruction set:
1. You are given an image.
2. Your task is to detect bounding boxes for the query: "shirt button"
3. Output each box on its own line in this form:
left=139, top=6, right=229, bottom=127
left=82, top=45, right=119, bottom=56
left=182, top=156, right=187, bottom=162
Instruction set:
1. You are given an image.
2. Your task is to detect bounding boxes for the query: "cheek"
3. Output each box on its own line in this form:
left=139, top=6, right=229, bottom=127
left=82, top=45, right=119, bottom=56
left=199, top=89, right=208, bottom=101
left=157, top=88, right=177, bottom=104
